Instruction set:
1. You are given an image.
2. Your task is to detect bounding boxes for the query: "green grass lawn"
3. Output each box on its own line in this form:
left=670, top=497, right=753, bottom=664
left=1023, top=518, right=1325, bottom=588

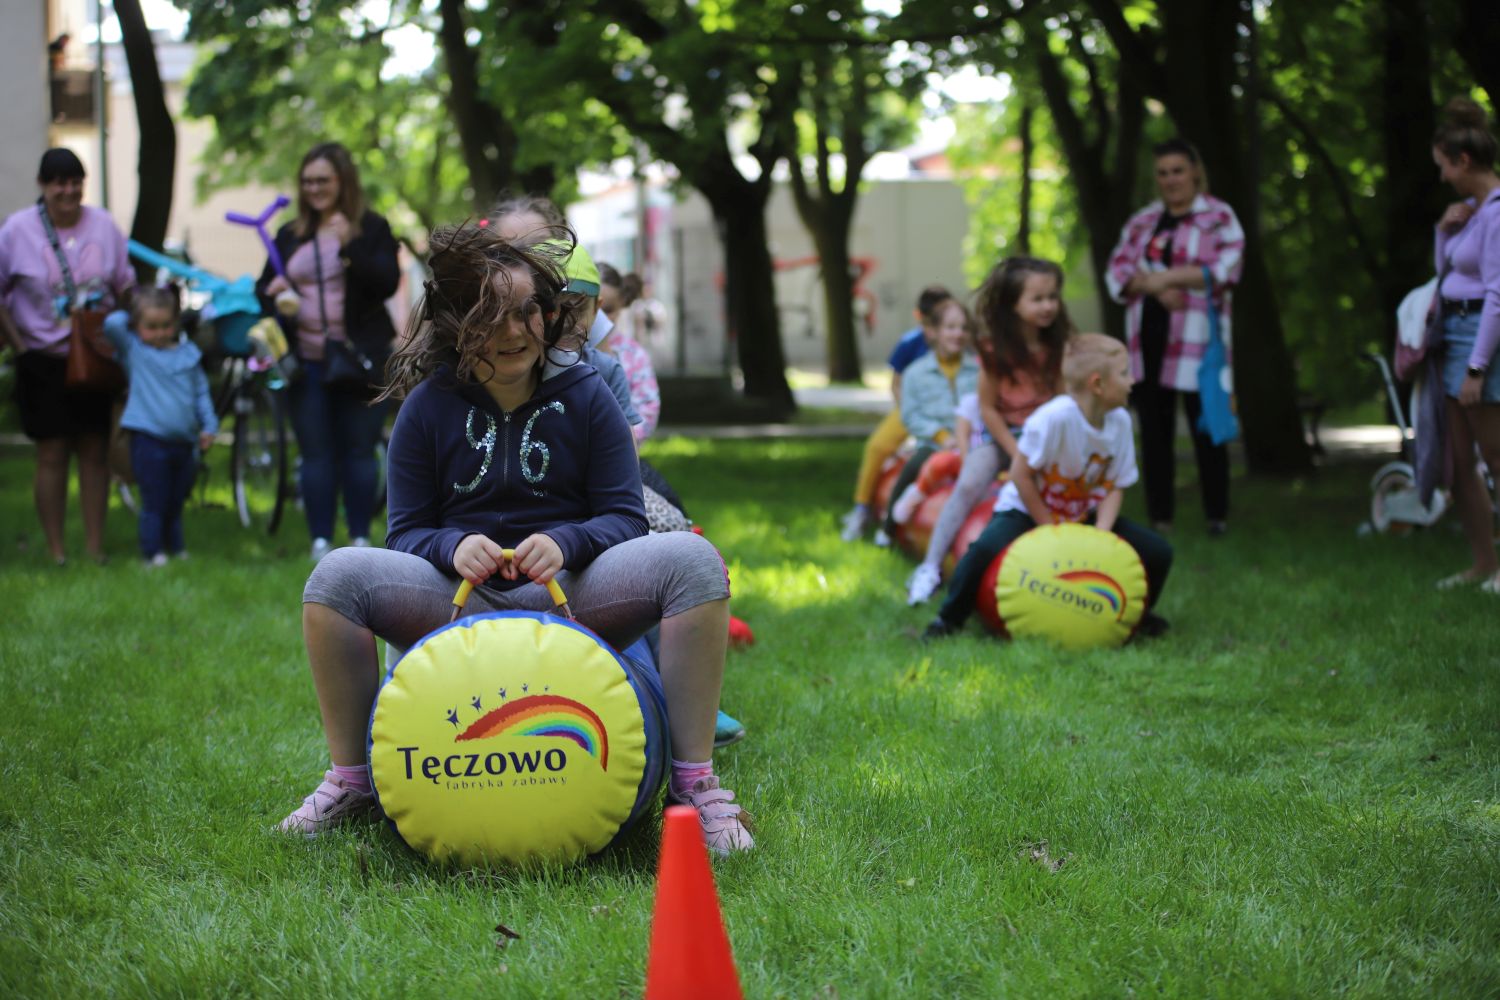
left=2, top=437, right=1497, bottom=998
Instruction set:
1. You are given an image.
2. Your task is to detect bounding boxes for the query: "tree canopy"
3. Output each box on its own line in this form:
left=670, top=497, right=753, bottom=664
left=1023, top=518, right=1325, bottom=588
left=170, top=0, right=1497, bottom=468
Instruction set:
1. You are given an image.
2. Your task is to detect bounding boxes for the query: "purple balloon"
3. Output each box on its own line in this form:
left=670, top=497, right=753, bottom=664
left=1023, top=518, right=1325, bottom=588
left=226, top=195, right=291, bottom=279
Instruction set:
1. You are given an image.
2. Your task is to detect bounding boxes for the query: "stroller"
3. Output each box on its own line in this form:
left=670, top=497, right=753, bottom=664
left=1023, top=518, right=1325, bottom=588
left=1364, top=351, right=1449, bottom=534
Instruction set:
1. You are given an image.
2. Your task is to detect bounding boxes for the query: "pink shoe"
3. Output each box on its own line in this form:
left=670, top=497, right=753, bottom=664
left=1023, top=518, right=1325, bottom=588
left=669, top=776, right=755, bottom=856
left=277, top=769, right=377, bottom=837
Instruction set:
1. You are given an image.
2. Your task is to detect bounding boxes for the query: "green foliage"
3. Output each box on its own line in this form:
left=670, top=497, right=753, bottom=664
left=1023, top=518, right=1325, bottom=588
left=1252, top=0, right=1477, bottom=404
left=3, top=437, right=1500, bottom=996
left=180, top=0, right=474, bottom=236
left=176, top=0, right=623, bottom=241
left=948, top=98, right=1086, bottom=288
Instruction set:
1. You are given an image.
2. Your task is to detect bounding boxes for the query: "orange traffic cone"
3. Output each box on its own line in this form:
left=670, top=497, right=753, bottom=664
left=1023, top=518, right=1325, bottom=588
left=644, top=805, right=743, bottom=999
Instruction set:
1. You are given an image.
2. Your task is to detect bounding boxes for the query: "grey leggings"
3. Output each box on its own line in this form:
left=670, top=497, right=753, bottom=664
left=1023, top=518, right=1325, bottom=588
left=921, top=442, right=1005, bottom=569
left=304, top=532, right=731, bottom=656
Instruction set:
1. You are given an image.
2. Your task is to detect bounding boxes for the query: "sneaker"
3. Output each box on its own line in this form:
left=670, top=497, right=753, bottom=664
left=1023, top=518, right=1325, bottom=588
left=277, top=769, right=377, bottom=837
left=351, top=537, right=371, bottom=548
left=714, top=710, right=747, bottom=748
left=669, top=775, right=754, bottom=856
left=173, top=550, right=189, bottom=561
left=147, top=552, right=169, bottom=568
left=891, top=484, right=926, bottom=525
left=310, top=537, right=334, bottom=563
left=922, top=617, right=960, bottom=641
left=906, top=563, right=942, bottom=606
left=873, top=528, right=892, bottom=548
left=1206, top=520, right=1228, bottom=537
left=839, top=505, right=869, bottom=542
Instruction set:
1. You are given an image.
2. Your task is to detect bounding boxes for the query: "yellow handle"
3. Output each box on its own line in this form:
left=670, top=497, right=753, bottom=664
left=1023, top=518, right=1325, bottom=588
left=451, top=548, right=567, bottom=613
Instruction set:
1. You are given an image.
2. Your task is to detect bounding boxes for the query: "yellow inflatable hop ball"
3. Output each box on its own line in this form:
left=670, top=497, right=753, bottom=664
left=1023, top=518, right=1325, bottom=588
left=368, top=611, right=667, bottom=866
left=976, top=523, right=1147, bottom=648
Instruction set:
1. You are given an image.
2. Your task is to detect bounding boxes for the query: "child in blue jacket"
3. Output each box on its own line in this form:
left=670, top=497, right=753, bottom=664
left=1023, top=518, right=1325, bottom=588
left=104, top=288, right=217, bottom=565
left=279, top=226, right=753, bottom=855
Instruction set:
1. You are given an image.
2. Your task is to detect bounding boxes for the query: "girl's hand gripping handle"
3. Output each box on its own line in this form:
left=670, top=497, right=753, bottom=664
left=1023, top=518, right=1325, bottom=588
left=450, top=549, right=571, bottom=622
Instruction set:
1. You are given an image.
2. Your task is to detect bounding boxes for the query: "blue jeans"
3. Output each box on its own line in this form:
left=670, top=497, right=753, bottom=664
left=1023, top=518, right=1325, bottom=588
left=129, top=431, right=197, bottom=558
left=1441, top=312, right=1500, bottom=402
left=288, top=361, right=387, bottom=541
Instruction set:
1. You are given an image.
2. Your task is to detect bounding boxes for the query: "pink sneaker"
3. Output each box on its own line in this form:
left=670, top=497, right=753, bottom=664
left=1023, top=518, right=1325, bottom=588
left=277, top=769, right=377, bottom=837
left=669, top=776, right=755, bottom=856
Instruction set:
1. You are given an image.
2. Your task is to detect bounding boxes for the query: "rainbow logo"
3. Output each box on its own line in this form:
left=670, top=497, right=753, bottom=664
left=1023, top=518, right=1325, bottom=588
left=456, top=694, right=610, bottom=770
left=1057, top=570, right=1128, bottom=619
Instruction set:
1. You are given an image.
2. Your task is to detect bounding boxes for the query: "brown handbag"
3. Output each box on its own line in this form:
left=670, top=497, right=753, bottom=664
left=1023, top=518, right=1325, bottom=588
left=63, top=308, right=125, bottom=392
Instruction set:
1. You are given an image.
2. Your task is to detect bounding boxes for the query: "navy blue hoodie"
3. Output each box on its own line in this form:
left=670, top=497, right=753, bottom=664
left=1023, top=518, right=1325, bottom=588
left=385, top=363, right=648, bottom=586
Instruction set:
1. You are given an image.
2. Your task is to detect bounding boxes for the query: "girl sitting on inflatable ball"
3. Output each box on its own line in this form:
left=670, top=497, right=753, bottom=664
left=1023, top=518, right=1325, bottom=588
left=279, top=226, right=753, bottom=855
left=923, top=333, right=1173, bottom=640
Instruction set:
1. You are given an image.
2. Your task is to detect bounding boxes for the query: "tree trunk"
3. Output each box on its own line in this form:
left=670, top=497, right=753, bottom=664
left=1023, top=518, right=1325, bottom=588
left=1383, top=0, right=1439, bottom=323
left=1032, top=45, right=1141, bottom=344
left=1454, top=0, right=1500, bottom=106
left=436, top=0, right=516, bottom=207
left=1016, top=101, right=1034, bottom=255
left=1157, top=0, right=1312, bottom=473
left=812, top=219, right=861, bottom=382
left=115, top=0, right=175, bottom=282
left=710, top=194, right=795, bottom=412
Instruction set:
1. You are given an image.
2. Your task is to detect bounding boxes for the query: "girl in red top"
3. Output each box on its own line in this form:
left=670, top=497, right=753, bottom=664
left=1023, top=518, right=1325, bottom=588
left=906, top=257, right=1071, bottom=605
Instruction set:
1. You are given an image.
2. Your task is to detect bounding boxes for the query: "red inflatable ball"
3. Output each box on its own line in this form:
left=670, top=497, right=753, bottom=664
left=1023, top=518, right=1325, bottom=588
left=915, top=450, right=963, bottom=494
left=975, top=523, right=1148, bottom=648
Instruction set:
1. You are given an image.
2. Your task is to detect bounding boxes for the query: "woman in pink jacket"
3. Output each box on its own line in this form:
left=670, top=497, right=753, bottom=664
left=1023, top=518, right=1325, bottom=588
left=1106, top=138, right=1245, bottom=537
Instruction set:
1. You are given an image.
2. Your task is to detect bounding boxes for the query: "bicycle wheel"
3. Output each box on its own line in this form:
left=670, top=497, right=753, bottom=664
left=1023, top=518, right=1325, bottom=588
left=231, top=384, right=289, bottom=533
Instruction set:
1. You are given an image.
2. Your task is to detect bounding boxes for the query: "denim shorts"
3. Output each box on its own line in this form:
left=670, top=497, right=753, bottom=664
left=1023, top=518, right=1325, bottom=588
left=1441, top=312, right=1500, bottom=402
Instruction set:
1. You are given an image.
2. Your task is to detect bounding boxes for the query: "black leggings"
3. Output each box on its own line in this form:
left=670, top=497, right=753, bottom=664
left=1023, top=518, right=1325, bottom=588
left=1131, top=381, right=1229, bottom=524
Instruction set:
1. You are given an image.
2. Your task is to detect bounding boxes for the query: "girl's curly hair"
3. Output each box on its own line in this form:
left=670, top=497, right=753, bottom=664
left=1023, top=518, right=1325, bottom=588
left=379, top=224, right=580, bottom=401
left=973, top=256, right=1072, bottom=387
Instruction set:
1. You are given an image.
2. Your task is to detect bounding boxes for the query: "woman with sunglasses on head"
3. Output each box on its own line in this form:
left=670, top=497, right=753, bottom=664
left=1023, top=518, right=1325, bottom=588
left=258, top=142, right=401, bottom=561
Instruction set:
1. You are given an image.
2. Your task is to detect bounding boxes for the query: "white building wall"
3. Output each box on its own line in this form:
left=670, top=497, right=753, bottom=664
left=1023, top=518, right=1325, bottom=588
left=570, top=178, right=971, bottom=377
left=1, top=3, right=56, bottom=211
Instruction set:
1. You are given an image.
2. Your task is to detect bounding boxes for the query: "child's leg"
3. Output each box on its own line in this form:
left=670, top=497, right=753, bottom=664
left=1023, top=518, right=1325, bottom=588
left=1180, top=392, right=1229, bottom=522
left=129, top=432, right=170, bottom=559
left=1109, top=516, right=1175, bottom=608
left=300, top=547, right=466, bottom=765
left=853, top=409, right=907, bottom=505
left=538, top=532, right=749, bottom=851
left=162, top=440, right=197, bottom=555
left=883, top=445, right=936, bottom=534
left=920, top=442, right=1001, bottom=569
left=935, top=509, right=1035, bottom=627
left=1132, top=382, right=1178, bottom=524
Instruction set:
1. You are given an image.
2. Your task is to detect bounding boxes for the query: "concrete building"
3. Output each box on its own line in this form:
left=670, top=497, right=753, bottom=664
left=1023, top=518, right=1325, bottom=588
left=568, top=172, right=971, bottom=378
left=4, top=2, right=282, bottom=280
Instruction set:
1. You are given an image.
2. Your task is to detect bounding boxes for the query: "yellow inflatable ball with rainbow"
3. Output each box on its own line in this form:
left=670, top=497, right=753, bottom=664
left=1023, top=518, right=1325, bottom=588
left=367, top=605, right=669, bottom=867
left=976, top=523, right=1148, bottom=648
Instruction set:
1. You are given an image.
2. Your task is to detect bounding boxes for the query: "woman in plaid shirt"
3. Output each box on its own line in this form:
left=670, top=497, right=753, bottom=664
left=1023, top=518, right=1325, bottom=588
left=1105, top=138, right=1245, bottom=537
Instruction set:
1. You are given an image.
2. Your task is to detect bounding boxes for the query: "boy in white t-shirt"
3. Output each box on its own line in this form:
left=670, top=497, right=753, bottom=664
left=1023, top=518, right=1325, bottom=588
left=924, top=333, right=1173, bottom=639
